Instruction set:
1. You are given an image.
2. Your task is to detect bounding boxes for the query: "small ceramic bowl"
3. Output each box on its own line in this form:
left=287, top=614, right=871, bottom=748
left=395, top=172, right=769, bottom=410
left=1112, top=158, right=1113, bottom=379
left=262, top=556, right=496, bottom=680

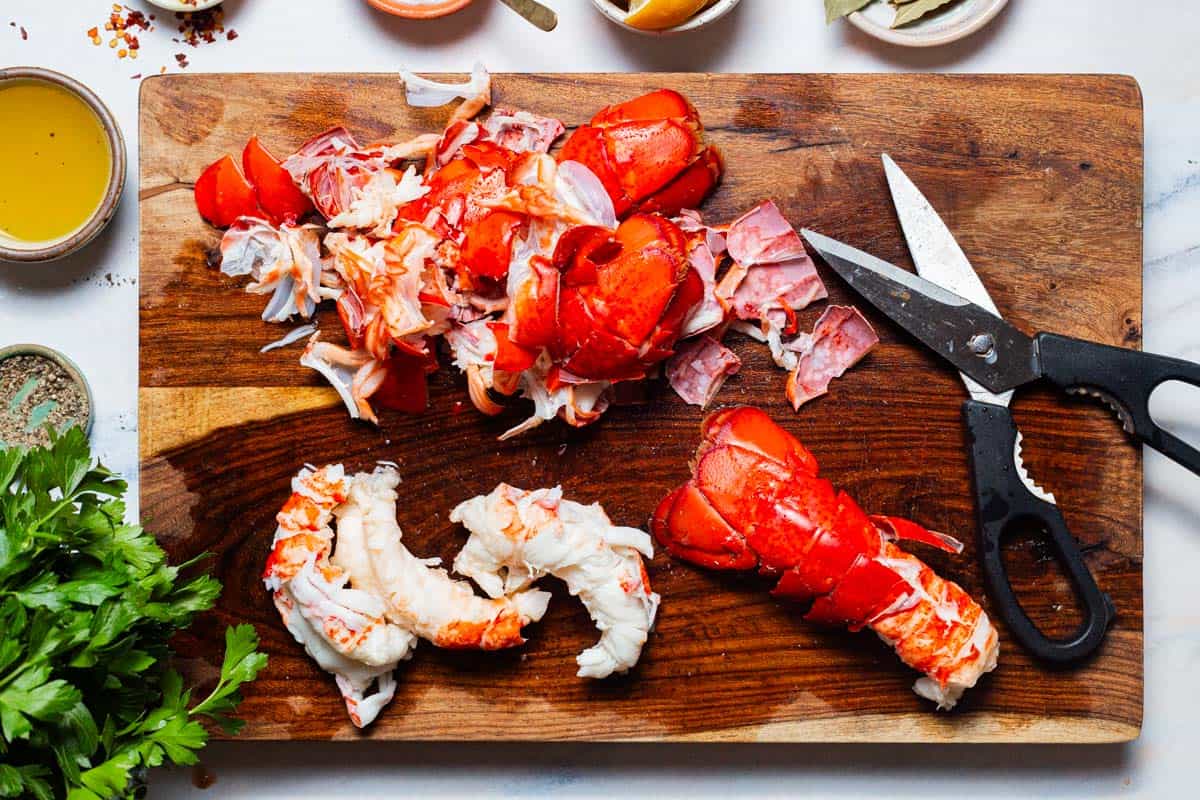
left=365, top=0, right=474, bottom=19
left=143, top=0, right=224, bottom=11
left=848, top=0, right=1008, bottom=48
left=591, top=0, right=741, bottom=36
left=0, top=343, right=94, bottom=441
left=0, top=67, right=126, bottom=263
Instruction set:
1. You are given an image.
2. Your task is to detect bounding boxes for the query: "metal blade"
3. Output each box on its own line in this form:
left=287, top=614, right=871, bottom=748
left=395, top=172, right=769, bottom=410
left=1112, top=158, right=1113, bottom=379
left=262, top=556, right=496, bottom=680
left=882, top=154, right=1014, bottom=406
left=801, top=229, right=1041, bottom=394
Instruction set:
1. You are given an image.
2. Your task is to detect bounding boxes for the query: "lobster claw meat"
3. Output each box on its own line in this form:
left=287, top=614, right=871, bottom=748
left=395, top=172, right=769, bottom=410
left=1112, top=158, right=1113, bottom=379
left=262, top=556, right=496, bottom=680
left=651, top=406, right=999, bottom=710
left=525, top=213, right=700, bottom=381
left=559, top=89, right=722, bottom=218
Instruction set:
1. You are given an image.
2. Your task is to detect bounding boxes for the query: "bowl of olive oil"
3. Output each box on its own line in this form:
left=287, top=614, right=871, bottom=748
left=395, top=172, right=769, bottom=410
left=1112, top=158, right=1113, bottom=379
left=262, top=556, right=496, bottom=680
left=0, top=67, right=126, bottom=263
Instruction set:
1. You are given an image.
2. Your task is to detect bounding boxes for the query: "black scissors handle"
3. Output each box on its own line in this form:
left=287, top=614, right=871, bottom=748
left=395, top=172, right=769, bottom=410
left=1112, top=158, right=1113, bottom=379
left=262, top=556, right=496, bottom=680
left=1037, top=333, right=1200, bottom=476
left=963, top=400, right=1115, bottom=664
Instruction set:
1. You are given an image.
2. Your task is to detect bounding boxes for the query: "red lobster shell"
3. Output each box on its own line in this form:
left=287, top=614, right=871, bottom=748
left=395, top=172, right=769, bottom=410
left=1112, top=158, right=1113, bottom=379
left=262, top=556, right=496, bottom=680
left=558, top=89, right=723, bottom=219
left=505, top=213, right=704, bottom=382
left=651, top=406, right=999, bottom=708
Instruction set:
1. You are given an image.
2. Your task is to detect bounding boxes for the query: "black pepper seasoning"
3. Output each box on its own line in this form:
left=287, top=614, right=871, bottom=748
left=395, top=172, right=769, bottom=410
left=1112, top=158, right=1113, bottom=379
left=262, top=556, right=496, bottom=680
left=0, top=354, right=90, bottom=449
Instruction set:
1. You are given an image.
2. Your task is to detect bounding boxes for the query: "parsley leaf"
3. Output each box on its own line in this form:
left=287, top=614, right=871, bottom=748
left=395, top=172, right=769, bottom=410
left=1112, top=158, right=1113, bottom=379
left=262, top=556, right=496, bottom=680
left=0, top=429, right=266, bottom=799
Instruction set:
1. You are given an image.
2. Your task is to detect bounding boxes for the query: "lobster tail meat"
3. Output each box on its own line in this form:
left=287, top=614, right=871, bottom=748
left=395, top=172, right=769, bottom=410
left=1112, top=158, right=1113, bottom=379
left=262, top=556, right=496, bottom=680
left=451, top=484, right=659, bottom=679
left=332, top=468, right=550, bottom=650
left=264, top=463, right=551, bottom=727
left=651, top=406, right=998, bottom=709
left=263, top=465, right=418, bottom=728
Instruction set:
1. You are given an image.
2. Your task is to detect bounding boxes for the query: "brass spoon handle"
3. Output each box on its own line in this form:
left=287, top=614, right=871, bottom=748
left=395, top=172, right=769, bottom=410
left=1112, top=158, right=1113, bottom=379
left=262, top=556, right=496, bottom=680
left=497, top=0, right=558, bottom=31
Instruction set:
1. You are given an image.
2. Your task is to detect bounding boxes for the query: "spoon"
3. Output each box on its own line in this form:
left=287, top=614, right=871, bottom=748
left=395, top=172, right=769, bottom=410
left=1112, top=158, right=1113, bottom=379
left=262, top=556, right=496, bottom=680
left=498, top=0, right=558, bottom=31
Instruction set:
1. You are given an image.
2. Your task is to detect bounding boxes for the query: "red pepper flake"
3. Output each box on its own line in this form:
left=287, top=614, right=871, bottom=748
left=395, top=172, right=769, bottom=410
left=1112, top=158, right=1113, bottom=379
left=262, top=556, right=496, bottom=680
left=87, top=5, right=153, bottom=58
left=130, top=73, right=141, bottom=80
left=175, top=7, right=225, bottom=47
left=85, top=4, right=235, bottom=73
left=19, top=25, right=27, bottom=40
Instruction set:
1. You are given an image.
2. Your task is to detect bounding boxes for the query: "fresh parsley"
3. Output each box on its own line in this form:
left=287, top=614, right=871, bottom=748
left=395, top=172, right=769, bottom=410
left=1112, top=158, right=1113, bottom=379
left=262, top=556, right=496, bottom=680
left=0, top=428, right=266, bottom=800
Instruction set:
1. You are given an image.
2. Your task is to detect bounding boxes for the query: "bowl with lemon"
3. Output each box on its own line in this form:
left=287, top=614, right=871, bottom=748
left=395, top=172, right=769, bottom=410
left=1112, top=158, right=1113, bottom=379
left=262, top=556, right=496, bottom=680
left=592, top=0, right=740, bottom=34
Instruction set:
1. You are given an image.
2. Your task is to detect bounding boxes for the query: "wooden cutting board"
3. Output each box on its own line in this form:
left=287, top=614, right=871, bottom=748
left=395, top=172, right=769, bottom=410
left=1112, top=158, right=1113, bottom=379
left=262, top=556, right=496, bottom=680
left=139, top=73, right=1144, bottom=743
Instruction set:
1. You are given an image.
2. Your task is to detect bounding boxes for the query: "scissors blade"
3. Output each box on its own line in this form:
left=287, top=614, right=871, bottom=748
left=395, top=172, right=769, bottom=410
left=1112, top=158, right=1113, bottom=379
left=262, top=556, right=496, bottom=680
left=800, top=229, right=1041, bottom=395
left=882, top=154, right=1014, bottom=406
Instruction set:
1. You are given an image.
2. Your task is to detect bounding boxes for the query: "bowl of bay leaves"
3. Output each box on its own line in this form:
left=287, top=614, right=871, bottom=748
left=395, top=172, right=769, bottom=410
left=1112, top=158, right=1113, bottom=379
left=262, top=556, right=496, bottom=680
left=826, top=0, right=1009, bottom=47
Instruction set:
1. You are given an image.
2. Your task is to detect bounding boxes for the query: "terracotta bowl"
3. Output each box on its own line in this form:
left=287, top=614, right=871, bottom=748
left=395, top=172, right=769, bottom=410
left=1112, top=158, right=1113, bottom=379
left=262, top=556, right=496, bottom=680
left=0, top=67, right=126, bottom=263
left=365, top=0, right=474, bottom=18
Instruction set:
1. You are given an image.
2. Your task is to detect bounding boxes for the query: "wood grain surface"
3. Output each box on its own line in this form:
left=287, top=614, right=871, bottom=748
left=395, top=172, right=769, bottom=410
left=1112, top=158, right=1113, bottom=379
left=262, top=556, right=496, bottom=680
left=139, top=73, right=1144, bottom=742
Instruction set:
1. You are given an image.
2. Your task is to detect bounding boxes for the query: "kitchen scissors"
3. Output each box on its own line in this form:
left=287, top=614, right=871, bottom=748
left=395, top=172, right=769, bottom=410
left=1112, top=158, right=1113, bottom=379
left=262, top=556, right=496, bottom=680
left=801, top=155, right=1200, bottom=664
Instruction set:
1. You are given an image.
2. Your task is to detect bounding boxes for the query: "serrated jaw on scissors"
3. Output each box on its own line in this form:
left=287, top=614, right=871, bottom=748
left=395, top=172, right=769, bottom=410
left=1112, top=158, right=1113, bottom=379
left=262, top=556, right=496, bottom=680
left=1013, top=432, right=1056, bottom=505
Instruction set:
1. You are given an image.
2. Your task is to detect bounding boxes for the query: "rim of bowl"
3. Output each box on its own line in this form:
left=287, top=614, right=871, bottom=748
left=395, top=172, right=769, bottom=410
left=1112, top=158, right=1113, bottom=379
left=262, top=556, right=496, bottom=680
left=142, top=0, right=224, bottom=11
left=0, top=67, right=127, bottom=264
left=0, top=343, right=95, bottom=441
left=591, top=0, right=742, bottom=36
left=847, top=0, right=1009, bottom=48
left=365, top=0, right=474, bottom=19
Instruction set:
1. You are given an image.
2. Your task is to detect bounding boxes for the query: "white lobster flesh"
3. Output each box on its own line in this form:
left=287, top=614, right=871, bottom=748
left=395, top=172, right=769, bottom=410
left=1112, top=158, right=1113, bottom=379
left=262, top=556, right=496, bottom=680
left=450, top=485, right=659, bottom=679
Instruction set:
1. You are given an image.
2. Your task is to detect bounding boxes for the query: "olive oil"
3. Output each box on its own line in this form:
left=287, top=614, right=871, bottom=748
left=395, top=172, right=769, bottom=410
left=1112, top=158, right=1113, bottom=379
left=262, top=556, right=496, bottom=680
left=0, top=79, right=112, bottom=243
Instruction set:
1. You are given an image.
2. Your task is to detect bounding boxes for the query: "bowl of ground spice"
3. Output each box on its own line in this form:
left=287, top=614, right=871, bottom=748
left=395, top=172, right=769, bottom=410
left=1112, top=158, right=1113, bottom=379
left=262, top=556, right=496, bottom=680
left=0, top=345, right=93, bottom=449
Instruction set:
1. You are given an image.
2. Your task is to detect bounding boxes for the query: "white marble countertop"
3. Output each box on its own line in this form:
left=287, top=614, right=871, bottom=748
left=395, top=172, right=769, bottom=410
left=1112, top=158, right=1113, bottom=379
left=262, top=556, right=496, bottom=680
left=2, top=0, right=1198, bottom=797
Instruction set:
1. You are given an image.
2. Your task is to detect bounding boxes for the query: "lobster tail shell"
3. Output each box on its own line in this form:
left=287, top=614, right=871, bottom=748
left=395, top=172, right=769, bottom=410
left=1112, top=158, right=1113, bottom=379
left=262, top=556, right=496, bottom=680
left=652, top=406, right=999, bottom=709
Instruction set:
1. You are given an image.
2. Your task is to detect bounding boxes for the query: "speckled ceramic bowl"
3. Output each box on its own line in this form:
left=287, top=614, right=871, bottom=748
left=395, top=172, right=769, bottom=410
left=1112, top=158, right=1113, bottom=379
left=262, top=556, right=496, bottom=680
left=0, top=344, right=94, bottom=440
left=0, top=67, right=126, bottom=263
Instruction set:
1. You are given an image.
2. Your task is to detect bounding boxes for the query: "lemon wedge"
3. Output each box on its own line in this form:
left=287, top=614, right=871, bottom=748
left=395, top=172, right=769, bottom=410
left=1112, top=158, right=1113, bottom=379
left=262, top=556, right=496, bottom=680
left=623, top=0, right=710, bottom=31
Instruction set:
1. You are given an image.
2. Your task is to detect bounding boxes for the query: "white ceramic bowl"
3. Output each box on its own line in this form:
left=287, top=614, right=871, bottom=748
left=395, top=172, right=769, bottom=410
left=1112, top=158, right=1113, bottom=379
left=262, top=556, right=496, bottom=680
left=848, top=0, right=1008, bottom=47
left=144, top=0, right=224, bottom=11
left=590, top=0, right=741, bottom=36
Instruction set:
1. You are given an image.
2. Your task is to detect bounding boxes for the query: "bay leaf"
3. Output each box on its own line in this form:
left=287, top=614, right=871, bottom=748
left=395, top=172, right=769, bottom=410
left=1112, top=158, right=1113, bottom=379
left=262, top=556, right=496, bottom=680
left=891, top=0, right=959, bottom=27
left=825, top=0, right=875, bottom=24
